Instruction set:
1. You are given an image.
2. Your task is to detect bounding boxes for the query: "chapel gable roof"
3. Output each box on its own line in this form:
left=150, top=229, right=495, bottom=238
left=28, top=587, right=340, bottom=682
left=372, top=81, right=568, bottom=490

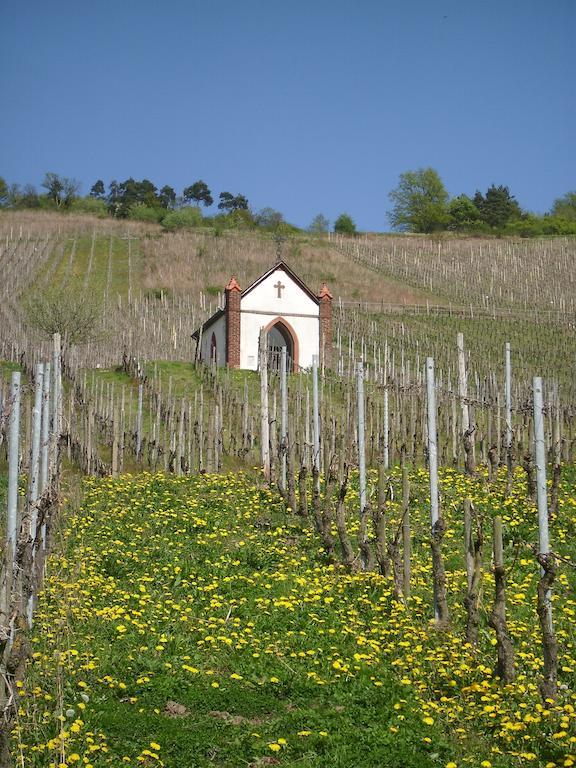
left=191, top=261, right=319, bottom=340
left=240, top=261, right=319, bottom=305
left=191, top=308, right=224, bottom=340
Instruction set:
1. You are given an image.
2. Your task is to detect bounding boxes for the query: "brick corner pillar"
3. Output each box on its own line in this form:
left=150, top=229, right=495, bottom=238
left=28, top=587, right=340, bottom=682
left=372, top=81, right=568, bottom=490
left=225, top=276, right=242, bottom=368
left=318, top=282, right=333, bottom=369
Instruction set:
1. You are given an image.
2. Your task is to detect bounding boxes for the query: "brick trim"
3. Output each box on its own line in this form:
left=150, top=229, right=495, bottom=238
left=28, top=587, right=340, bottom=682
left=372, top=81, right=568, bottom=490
left=225, top=276, right=241, bottom=368
left=318, top=282, right=333, bottom=369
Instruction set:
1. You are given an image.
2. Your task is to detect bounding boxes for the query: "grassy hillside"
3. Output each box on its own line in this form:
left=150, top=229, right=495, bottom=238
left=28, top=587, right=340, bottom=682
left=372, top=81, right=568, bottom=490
left=1, top=209, right=575, bottom=396
left=0, top=210, right=436, bottom=306
left=3, top=210, right=575, bottom=314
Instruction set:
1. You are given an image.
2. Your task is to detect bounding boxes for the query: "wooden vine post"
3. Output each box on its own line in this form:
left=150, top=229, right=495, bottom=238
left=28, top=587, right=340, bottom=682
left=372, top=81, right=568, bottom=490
left=136, top=380, right=144, bottom=460
left=402, top=455, right=411, bottom=599
left=463, top=498, right=483, bottom=647
left=382, top=385, right=389, bottom=470
left=488, top=517, right=516, bottom=682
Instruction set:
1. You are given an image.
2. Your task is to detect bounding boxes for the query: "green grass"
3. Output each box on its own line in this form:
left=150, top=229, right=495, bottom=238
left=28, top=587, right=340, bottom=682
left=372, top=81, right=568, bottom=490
left=144, top=361, right=204, bottom=399
left=16, top=473, right=452, bottom=767
left=86, top=367, right=136, bottom=387
left=0, top=361, right=24, bottom=378
left=31, top=234, right=144, bottom=299
left=15, top=467, right=576, bottom=767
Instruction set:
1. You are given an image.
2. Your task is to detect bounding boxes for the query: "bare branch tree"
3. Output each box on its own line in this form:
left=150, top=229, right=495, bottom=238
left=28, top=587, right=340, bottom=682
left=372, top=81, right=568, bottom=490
left=22, top=288, right=104, bottom=349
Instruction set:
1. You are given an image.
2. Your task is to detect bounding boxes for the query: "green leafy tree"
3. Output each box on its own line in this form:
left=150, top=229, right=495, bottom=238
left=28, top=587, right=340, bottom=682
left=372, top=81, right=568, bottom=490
left=0, top=177, right=8, bottom=207
left=388, top=168, right=449, bottom=233
left=308, top=213, right=329, bottom=234
left=473, top=190, right=485, bottom=211
left=41, top=172, right=79, bottom=208
left=334, top=213, right=356, bottom=235
left=90, top=180, right=106, bottom=198
left=183, top=180, right=213, bottom=207
left=218, top=191, right=249, bottom=212
left=550, top=191, right=576, bottom=221
left=159, top=185, right=177, bottom=209
left=107, top=180, right=120, bottom=213
left=447, top=195, right=482, bottom=231
left=13, top=184, right=40, bottom=209
left=107, top=178, right=161, bottom=217
left=474, top=185, right=522, bottom=228
left=42, top=172, right=63, bottom=205
left=133, top=179, right=158, bottom=208
left=255, top=207, right=284, bottom=230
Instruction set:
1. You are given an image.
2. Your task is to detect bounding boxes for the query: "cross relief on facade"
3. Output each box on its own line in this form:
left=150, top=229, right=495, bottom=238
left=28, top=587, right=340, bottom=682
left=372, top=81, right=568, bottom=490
left=274, top=280, right=285, bottom=298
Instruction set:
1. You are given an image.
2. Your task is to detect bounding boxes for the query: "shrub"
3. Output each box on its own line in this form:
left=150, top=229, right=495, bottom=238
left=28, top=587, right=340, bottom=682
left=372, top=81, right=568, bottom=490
left=226, top=208, right=256, bottom=229
left=22, top=287, right=103, bottom=346
left=161, top=206, right=203, bottom=230
left=128, top=203, right=165, bottom=223
left=334, top=213, right=356, bottom=236
left=70, top=196, right=109, bottom=217
left=504, top=215, right=576, bottom=238
left=541, top=217, right=576, bottom=236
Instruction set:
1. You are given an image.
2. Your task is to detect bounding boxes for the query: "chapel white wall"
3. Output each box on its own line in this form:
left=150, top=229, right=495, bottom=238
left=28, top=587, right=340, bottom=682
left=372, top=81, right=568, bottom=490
left=199, top=314, right=226, bottom=365
left=239, top=270, right=319, bottom=370
left=239, top=313, right=319, bottom=370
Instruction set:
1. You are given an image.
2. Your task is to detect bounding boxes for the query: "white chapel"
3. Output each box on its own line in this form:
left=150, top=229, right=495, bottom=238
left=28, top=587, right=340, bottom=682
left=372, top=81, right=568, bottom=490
left=192, top=262, right=333, bottom=371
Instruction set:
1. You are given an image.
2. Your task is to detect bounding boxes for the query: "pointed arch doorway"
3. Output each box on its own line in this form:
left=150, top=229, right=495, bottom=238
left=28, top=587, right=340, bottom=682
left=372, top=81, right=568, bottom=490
left=265, top=318, right=298, bottom=373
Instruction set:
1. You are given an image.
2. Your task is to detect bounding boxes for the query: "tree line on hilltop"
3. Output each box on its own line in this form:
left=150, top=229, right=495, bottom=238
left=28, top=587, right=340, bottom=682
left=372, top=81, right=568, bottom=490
left=0, top=173, right=304, bottom=234
left=387, top=168, right=576, bottom=237
left=0, top=171, right=575, bottom=238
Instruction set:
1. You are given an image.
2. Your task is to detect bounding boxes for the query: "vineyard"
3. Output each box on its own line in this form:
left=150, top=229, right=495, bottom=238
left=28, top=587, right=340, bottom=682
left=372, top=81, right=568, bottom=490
left=1, top=210, right=576, bottom=767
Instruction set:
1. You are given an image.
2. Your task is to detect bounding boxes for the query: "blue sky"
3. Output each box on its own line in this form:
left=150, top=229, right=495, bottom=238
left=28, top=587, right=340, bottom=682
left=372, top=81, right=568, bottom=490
left=1, top=0, right=574, bottom=231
